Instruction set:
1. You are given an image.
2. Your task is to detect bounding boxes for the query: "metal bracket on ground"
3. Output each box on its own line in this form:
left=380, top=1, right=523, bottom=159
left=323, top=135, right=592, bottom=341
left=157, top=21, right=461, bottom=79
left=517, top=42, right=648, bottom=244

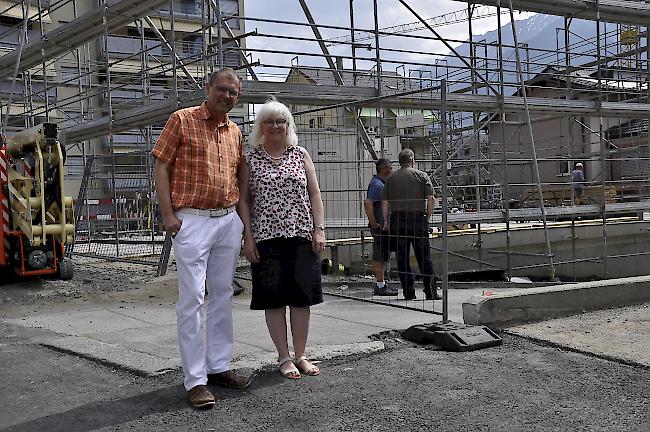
left=401, top=321, right=503, bottom=351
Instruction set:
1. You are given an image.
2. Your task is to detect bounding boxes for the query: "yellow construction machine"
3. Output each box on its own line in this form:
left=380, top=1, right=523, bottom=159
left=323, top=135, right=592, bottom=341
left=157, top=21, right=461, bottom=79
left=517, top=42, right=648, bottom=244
left=0, top=123, right=75, bottom=279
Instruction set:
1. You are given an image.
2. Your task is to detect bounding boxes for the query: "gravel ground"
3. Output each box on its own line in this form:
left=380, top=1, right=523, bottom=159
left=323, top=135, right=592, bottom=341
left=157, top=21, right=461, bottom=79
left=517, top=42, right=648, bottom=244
left=1, top=329, right=648, bottom=432
left=1, top=258, right=649, bottom=431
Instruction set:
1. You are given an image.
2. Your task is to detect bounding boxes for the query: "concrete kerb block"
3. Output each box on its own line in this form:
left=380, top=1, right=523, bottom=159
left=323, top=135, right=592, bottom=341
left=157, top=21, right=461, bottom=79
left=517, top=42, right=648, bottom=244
left=462, top=275, right=650, bottom=329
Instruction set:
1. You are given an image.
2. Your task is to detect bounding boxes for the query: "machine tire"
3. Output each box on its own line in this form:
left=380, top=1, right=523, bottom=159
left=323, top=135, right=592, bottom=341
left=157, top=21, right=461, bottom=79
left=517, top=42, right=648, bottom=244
left=58, top=259, right=74, bottom=280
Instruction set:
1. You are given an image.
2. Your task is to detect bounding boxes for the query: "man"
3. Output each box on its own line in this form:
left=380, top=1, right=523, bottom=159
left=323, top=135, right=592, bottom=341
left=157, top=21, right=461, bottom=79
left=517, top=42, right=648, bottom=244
left=571, top=162, right=585, bottom=204
left=381, top=149, right=441, bottom=301
left=152, top=68, right=249, bottom=409
left=364, top=158, right=397, bottom=296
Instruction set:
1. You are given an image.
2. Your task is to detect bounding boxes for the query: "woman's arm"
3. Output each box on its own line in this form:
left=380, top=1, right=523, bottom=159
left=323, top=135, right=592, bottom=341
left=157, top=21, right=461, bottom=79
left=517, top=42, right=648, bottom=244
left=302, top=148, right=326, bottom=253
left=237, top=160, right=260, bottom=263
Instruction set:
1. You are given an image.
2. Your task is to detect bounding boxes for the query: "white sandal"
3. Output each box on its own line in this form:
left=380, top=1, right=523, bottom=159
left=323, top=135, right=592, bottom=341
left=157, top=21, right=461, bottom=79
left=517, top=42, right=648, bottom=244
left=278, top=356, right=301, bottom=379
left=293, top=355, right=320, bottom=376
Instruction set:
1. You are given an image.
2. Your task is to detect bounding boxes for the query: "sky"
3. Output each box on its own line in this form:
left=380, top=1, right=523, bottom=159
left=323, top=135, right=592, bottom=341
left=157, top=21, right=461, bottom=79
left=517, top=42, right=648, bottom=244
left=242, top=0, right=535, bottom=80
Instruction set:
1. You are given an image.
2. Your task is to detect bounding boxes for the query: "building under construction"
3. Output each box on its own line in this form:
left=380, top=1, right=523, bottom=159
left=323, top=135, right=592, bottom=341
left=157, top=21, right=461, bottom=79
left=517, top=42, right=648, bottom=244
left=1, top=0, right=650, bottom=312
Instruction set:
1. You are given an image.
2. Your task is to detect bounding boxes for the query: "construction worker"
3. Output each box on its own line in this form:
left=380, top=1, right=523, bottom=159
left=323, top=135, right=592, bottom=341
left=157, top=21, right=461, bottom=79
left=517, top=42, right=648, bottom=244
left=571, top=162, right=585, bottom=204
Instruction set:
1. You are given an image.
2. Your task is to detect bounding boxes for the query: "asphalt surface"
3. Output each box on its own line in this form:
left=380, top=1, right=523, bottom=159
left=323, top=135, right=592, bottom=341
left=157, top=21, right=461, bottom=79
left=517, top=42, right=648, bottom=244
left=1, top=258, right=649, bottom=431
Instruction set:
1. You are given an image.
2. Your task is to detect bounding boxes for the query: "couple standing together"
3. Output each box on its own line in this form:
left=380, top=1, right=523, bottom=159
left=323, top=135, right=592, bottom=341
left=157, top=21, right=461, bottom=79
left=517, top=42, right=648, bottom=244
left=152, top=68, right=324, bottom=409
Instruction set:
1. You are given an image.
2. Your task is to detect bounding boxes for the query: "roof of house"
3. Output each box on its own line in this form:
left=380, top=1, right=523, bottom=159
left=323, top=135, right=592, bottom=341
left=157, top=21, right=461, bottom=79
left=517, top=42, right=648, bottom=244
left=286, top=66, right=424, bottom=93
left=525, top=65, right=649, bottom=93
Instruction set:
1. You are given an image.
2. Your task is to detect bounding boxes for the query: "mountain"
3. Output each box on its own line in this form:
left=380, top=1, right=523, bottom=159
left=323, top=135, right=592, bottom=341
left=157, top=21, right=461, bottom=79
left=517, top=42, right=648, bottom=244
left=424, top=14, right=626, bottom=94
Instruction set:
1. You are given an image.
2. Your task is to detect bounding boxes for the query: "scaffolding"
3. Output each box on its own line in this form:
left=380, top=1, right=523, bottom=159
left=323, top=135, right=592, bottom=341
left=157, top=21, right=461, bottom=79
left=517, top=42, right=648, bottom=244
left=2, top=0, right=650, bottom=317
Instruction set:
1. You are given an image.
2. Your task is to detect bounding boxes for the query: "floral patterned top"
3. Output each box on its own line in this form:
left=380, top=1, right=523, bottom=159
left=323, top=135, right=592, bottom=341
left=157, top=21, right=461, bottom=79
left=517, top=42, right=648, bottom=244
left=245, top=145, right=314, bottom=243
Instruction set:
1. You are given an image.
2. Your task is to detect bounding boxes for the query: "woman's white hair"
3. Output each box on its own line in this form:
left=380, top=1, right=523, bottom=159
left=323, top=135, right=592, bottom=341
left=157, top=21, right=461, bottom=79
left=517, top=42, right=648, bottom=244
left=249, top=96, right=298, bottom=148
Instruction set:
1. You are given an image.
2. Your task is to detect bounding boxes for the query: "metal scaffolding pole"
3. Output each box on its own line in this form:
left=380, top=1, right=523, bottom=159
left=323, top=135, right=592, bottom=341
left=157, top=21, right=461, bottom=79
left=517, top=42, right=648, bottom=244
left=647, top=27, right=650, bottom=203
left=496, top=1, right=512, bottom=280
left=103, top=23, right=120, bottom=258
left=441, top=79, right=450, bottom=323
left=507, top=0, right=557, bottom=280
left=595, top=2, right=609, bottom=279
left=373, top=0, right=385, bottom=156
left=565, top=16, right=578, bottom=282
left=467, top=3, right=483, bottom=267
left=1, top=2, right=30, bottom=133
left=215, top=0, right=223, bottom=68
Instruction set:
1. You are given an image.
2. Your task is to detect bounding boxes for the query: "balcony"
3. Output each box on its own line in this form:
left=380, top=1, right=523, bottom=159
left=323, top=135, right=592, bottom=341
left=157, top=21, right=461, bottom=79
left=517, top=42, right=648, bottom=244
left=0, top=0, right=52, bottom=23
left=0, top=78, right=56, bottom=102
left=99, top=35, right=241, bottom=74
left=101, top=35, right=166, bottom=59
left=157, top=0, right=240, bottom=29
left=102, top=131, right=162, bottom=149
left=0, top=24, right=41, bottom=49
left=99, top=87, right=167, bottom=107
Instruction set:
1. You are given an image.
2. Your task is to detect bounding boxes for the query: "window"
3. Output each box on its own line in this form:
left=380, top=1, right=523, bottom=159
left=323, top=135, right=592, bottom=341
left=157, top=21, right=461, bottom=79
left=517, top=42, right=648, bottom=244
left=65, top=155, right=85, bottom=177
left=229, top=116, right=244, bottom=127
left=309, top=119, right=315, bottom=129
left=60, top=67, right=80, bottom=82
left=183, top=35, right=203, bottom=56
left=223, top=50, right=240, bottom=68
left=61, top=111, right=83, bottom=127
left=317, top=116, right=324, bottom=128
left=221, top=0, right=240, bottom=30
left=127, top=28, right=156, bottom=39
left=557, top=159, right=571, bottom=176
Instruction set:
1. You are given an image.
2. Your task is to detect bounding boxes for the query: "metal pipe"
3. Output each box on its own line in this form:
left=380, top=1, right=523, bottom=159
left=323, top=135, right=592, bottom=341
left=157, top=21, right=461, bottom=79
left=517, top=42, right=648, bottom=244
left=467, top=4, right=483, bottom=266
left=507, top=0, right=557, bottom=280
left=2, top=1, right=31, bottom=134
left=595, top=2, right=609, bottom=279
left=497, top=0, right=512, bottom=279
left=170, top=0, right=178, bottom=104
left=565, top=16, right=578, bottom=282
left=104, top=22, right=120, bottom=258
left=373, top=0, right=385, bottom=156
left=216, top=0, right=223, bottom=68
left=441, top=79, right=449, bottom=323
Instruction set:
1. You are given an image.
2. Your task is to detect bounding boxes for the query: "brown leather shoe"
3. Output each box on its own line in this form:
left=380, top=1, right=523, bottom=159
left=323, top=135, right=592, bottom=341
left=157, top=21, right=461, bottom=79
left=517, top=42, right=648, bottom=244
left=207, top=370, right=251, bottom=389
left=187, top=385, right=215, bottom=409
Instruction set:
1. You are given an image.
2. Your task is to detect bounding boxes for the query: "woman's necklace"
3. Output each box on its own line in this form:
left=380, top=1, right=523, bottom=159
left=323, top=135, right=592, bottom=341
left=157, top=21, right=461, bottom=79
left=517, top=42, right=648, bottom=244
left=261, top=144, right=286, bottom=162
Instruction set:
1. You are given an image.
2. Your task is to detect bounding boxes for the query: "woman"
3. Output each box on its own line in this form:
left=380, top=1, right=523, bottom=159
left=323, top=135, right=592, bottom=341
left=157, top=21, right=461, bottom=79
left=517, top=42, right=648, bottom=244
left=238, top=97, right=325, bottom=379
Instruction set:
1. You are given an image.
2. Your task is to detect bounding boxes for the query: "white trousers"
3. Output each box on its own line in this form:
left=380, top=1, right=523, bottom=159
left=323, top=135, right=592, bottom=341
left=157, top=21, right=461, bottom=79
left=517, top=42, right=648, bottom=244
left=173, top=210, right=243, bottom=390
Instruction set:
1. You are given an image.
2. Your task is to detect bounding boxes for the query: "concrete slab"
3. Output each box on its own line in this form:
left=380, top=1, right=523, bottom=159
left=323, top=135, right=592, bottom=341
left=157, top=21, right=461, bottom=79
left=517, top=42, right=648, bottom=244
left=3, top=266, right=649, bottom=381
left=2, top=292, right=463, bottom=377
left=463, top=275, right=650, bottom=329
left=41, top=335, right=178, bottom=376
left=507, top=303, right=650, bottom=368
left=5, top=308, right=159, bottom=335
left=91, top=325, right=179, bottom=359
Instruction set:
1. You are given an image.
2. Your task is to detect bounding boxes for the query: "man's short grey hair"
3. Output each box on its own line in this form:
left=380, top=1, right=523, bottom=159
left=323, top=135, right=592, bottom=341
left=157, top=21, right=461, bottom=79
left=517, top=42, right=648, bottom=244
left=207, top=67, right=241, bottom=85
left=398, top=148, right=415, bottom=167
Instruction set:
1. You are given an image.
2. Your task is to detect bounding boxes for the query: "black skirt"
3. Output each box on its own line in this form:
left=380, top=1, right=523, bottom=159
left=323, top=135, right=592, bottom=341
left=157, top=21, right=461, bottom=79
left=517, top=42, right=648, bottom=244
left=250, top=236, right=323, bottom=310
